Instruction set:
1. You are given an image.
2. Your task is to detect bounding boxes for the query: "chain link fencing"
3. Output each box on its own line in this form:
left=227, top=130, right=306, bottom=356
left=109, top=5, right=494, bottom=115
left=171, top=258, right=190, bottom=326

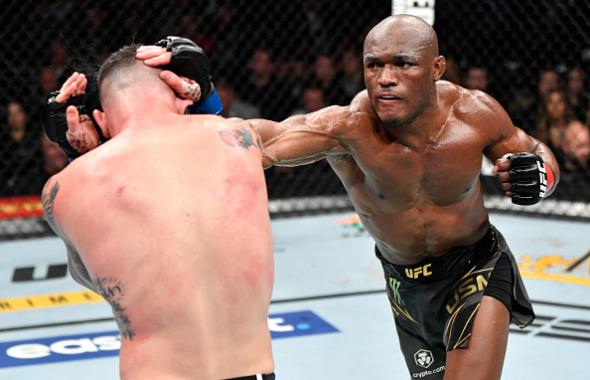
left=0, top=0, right=589, bottom=238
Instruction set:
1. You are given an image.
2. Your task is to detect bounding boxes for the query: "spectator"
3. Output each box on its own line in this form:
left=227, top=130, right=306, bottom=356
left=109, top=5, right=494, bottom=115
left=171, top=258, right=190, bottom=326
left=291, top=85, right=327, bottom=115
left=506, top=68, right=558, bottom=136
left=537, top=68, right=560, bottom=99
left=273, top=59, right=307, bottom=108
left=216, top=78, right=260, bottom=119
left=48, top=39, right=68, bottom=76
left=312, top=54, right=347, bottom=105
left=340, top=49, right=364, bottom=102
left=567, top=67, right=589, bottom=122
left=536, top=89, right=574, bottom=167
left=241, top=48, right=292, bottom=120
left=554, top=120, right=590, bottom=201
left=441, top=57, right=460, bottom=84
left=179, top=14, right=215, bottom=56
left=39, top=66, right=58, bottom=96
left=508, top=90, right=536, bottom=135
left=464, top=66, right=489, bottom=92
left=561, top=120, right=590, bottom=175
left=0, top=101, right=43, bottom=196
left=41, top=135, right=68, bottom=178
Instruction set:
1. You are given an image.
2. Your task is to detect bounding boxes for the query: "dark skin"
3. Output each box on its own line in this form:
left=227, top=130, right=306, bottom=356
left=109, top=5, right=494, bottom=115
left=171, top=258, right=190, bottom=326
left=252, top=15, right=559, bottom=380
left=255, top=17, right=558, bottom=266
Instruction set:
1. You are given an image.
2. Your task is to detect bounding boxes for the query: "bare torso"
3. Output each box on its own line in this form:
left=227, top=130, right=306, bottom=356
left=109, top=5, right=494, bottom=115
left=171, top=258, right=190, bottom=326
left=327, top=82, right=496, bottom=264
left=48, top=115, right=274, bottom=379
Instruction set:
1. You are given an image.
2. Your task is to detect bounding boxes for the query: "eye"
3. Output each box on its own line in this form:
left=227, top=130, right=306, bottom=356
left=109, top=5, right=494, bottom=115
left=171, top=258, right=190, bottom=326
left=366, top=62, right=383, bottom=69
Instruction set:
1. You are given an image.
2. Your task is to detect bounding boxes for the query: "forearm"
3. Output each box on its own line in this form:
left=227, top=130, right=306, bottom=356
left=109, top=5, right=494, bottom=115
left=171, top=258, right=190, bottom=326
left=250, top=113, right=345, bottom=168
left=532, top=140, right=560, bottom=195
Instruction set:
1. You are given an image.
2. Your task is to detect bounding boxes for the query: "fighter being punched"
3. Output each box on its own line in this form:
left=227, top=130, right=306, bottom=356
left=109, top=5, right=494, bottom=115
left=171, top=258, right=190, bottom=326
left=42, top=42, right=275, bottom=380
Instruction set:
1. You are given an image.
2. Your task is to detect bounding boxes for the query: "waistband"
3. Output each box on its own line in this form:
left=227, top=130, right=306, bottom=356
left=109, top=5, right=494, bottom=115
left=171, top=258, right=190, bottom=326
left=376, top=225, right=499, bottom=283
left=226, top=373, right=275, bottom=380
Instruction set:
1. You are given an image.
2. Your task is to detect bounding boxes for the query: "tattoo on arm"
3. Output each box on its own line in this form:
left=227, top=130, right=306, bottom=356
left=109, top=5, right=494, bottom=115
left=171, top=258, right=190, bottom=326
left=182, top=78, right=201, bottom=101
left=94, top=277, right=136, bottom=340
left=42, top=179, right=62, bottom=236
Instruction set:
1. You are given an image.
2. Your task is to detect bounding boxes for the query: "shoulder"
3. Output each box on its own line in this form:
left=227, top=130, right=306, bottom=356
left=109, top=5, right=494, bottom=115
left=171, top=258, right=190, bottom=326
left=209, top=117, right=264, bottom=153
left=445, top=83, right=513, bottom=133
left=309, top=91, right=375, bottom=136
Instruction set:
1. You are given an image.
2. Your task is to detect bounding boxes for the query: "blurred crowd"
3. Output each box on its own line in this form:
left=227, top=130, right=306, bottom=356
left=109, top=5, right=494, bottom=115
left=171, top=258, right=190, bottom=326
left=445, top=63, right=590, bottom=200
left=1, top=0, right=589, bottom=201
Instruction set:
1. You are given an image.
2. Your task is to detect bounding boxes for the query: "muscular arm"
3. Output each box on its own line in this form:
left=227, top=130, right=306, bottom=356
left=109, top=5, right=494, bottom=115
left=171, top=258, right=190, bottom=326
left=478, top=91, right=560, bottom=196
left=42, top=177, right=95, bottom=290
left=249, top=106, right=353, bottom=168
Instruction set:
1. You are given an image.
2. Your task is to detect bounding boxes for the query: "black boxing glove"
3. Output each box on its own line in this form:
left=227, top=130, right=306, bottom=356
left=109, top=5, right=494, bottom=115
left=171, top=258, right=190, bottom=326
left=155, top=36, right=212, bottom=100
left=155, top=36, right=222, bottom=115
left=42, top=89, right=106, bottom=160
left=507, top=152, right=555, bottom=205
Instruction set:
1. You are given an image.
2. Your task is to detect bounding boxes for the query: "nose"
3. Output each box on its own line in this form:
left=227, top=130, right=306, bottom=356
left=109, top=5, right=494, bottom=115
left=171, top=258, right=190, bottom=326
left=377, top=65, right=398, bottom=88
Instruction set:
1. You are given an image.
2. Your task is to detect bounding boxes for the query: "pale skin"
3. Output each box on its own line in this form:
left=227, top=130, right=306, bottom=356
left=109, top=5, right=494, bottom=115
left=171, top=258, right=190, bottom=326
left=43, top=61, right=274, bottom=380
left=59, top=19, right=559, bottom=379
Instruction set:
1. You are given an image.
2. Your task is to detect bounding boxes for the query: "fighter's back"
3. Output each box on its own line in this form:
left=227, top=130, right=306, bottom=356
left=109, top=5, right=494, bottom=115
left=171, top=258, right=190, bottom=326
left=48, top=114, right=274, bottom=379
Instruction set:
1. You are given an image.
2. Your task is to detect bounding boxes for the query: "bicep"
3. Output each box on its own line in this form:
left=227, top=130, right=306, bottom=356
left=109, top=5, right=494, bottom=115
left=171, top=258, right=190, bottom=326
left=251, top=106, right=350, bottom=167
left=474, top=92, right=537, bottom=161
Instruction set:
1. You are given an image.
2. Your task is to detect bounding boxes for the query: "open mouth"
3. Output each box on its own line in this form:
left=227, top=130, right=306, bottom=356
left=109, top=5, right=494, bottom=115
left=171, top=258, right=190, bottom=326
left=377, top=94, right=403, bottom=101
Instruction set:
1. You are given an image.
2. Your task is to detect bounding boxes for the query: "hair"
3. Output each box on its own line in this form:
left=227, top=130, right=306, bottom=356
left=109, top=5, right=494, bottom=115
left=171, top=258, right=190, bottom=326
left=97, top=44, right=142, bottom=89
left=535, top=88, right=574, bottom=144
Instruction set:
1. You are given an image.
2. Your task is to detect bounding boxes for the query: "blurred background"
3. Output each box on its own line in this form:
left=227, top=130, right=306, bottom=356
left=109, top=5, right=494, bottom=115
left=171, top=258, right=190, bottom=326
left=0, top=0, right=589, bottom=238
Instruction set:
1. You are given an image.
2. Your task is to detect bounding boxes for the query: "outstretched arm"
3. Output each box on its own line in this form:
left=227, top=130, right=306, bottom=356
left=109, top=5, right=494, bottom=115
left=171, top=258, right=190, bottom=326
left=479, top=91, right=560, bottom=203
left=250, top=106, right=353, bottom=168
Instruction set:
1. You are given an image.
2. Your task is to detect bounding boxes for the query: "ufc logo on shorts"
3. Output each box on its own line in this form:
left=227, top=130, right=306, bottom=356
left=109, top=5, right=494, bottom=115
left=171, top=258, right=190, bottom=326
left=537, top=161, right=547, bottom=198
left=405, top=263, right=432, bottom=279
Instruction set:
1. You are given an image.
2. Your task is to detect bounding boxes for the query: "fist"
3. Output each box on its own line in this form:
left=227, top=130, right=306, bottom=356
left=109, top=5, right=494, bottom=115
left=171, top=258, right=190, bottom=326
left=493, top=152, right=555, bottom=206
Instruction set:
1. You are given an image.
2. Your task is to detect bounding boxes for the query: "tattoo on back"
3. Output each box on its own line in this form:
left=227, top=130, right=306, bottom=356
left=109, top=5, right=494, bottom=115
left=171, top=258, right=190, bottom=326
left=219, top=127, right=261, bottom=150
left=94, top=277, right=136, bottom=340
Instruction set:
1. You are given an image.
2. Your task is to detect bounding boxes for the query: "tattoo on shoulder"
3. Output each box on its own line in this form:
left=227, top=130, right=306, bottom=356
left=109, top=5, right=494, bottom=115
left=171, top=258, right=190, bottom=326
left=94, top=277, right=136, bottom=340
left=218, top=127, right=262, bottom=151
left=42, top=179, right=61, bottom=235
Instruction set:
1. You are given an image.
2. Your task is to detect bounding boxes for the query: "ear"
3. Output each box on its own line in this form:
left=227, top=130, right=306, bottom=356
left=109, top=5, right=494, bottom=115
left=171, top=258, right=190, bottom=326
left=175, top=97, right=194, bottom=115
left=92, top=109, right=110, bottom=139
left=433, top=55, right=446, bottom=81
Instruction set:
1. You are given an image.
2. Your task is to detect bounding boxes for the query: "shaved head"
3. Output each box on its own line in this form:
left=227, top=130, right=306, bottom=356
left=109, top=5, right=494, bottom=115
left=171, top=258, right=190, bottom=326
left=364, top=15, right=439, bottom=58
left=362, top=15, right=445, bottom=127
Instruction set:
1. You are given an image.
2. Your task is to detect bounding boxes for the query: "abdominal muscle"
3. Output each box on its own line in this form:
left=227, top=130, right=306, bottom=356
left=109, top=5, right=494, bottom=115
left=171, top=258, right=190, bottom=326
left=354, top=184, right=490, bottom=265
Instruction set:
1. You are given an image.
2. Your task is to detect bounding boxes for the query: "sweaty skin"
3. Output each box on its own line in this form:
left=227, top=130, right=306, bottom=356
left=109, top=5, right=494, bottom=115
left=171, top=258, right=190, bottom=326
left=253, top=16, right=559, bottom=265
left=42, top=61, right=274, bottom=379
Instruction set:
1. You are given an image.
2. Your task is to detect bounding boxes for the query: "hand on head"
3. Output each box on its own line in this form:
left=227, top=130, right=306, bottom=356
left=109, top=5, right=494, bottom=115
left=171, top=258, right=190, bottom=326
left=43, top=71, right=102, bottom=157
left=136, top=45, right=203, bottom=102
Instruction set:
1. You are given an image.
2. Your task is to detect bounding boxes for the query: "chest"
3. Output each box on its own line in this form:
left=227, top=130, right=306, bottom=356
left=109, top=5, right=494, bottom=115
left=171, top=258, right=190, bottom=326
left=338, top=121, right=487, bottom=205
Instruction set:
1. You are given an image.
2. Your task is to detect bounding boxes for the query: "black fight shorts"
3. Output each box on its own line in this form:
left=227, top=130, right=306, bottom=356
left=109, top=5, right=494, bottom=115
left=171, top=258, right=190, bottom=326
left=227, top=373, right=275, bottom=380
left=376, top=225, right=534, bottom=379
